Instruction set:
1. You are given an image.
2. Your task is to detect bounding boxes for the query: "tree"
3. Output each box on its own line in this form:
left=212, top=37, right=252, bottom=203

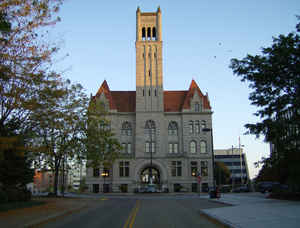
left=30, top=79, right=89, bottom=196
left=0, top=0, right=63, bottom=139
left=214, top=162, right=231, bottom=185
left=230, top=19, right=300, bottom=190
left=84, top=99, right=121, bottom=171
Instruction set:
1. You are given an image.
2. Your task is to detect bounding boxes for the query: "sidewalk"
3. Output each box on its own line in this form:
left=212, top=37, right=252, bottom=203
left=201, top=193, right=300, bottom=228
left=0, top=198, right=88, bottom=228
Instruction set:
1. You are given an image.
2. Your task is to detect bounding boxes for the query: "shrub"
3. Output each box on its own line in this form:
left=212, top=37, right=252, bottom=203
left=0, top=189, right=8, bottom=203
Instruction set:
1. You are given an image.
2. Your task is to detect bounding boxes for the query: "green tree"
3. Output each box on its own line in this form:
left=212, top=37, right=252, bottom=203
left=214, top=162, right=231, bottom=185
left=84, top=99, right=121, bottom=171
left=230, top=19, right=300, bottom=190
left=30, top=79, right=88, bottom=196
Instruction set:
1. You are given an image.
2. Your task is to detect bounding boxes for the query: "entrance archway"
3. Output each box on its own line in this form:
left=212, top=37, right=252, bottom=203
left=140, top=167, right=160, bottom=184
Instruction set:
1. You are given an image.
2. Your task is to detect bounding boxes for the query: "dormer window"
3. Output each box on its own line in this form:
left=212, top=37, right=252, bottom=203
left=195, top=102, right=200, bottom=112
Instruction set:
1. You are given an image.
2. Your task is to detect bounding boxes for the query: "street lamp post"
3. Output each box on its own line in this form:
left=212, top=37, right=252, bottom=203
left=231, top=145, right=235, bottom=191
left=149, top=130, right=153, bottom=185
left=202, top=128, right=215, bottom=190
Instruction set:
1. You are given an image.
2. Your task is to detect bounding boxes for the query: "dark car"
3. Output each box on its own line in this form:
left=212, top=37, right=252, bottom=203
left=233, top=185, right=250, bottom=193
left=257, top=182, right=279, bottom=193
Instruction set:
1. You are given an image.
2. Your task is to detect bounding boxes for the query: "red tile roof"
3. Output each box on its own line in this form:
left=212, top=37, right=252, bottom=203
left=95, top=80, right=211, bottom=112
left=111, top=91, right=136, bottom=112
left=164, top=91, right=187, bottom=112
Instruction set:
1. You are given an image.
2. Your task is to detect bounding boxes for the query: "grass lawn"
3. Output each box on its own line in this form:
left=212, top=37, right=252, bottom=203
left=0, top=200, right=45, bottom=212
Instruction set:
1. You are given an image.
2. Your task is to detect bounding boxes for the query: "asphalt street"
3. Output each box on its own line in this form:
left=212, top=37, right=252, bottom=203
left=43, top=196, right=228, bottom=228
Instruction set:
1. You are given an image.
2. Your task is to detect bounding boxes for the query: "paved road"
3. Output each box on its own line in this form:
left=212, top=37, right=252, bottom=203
left=43, top=196, right=227, bottom=228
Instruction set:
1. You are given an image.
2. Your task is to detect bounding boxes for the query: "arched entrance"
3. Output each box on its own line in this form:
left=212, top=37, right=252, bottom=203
left=140, top=166, right=160, bottom=184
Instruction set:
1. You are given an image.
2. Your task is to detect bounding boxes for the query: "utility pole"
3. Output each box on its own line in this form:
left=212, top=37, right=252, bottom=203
left=231, top=145, right=234, bottom=191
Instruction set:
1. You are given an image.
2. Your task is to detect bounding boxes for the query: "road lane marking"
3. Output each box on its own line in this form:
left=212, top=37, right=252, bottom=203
left=129, top=200, right=140, bottom=228
left=123, top=200, right=140, bottom=228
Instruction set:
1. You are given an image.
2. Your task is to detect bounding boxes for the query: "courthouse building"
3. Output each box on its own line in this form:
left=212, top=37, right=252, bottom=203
left=86, top=7, right=214, bottom=193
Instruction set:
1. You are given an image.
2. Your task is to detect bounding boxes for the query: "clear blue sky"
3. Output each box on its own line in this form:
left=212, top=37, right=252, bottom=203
left=52, top=0, right=299, bottom=179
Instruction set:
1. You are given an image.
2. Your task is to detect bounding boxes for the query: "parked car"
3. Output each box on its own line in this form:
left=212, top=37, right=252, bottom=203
left=148, top=185, right=159, bottom=193
left=257, top=182, right=279, bottom=193
left=220, top=185, right=231, bottom=193
left=233, top=185, right=250, bottom=193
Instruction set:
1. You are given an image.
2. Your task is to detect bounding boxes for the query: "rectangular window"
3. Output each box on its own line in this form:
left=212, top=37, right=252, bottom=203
left=189, top=121, right=194, bottom=134
left=122, top=143, right=126, bottom=153
left=171, top=161, right=182, bottom=177
left=195, top=121, right=200, bottom=134
left=145, top=142, right=150, bottom=153
left=127, top=143, right=131, bottom=153
left=93, top=168, right=99, bottom=177
left=174, top=143, right=178, bottom=153
left=119, top=161, right=130, bottom=177
left=191, top=161, right=198, bottom=176
left=93, top=184, right=99, bottom=193
left=169, top=143, right=173, bottom=153
left=151, top=142, right=155, bottom=153
left=201, top=161, right=208, bottom=177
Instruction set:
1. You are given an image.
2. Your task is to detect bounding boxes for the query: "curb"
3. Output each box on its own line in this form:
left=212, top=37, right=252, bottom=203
left=200, top=210, right=238, bottom=228
left=24, top=204, right=88, bottom=228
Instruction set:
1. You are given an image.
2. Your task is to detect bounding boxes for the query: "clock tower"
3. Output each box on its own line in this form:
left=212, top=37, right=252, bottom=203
left=136, top=7, right=163, bottom=112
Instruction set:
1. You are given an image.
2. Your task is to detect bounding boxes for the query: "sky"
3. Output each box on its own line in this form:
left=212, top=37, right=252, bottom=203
left=52, top=0, right=299, bottom=179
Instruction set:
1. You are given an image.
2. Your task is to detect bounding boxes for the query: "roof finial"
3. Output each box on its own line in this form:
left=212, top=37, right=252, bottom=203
left=157, top=6, right=161, bottom=13
left=137, top=6, right=140, bottom=13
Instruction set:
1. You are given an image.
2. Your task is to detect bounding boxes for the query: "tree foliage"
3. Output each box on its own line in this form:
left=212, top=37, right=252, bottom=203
left=30, top=79, right=88, bottom=195
left=0, top=0, right=64, bottom=198
left=230, top=19, right=300, bottom=190
left=214, top=162, right=231, bottom=185
left=0, top=0, right=63, bottom=138
left=84, top=99, right=121, bottom=169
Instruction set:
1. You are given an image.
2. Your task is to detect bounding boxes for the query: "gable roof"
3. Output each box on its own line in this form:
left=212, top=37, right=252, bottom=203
left=94, top=80, right=211, bottom=112
left=182, top=80, right=211, bottom=110
left=95, top=80, right=117, bottom=110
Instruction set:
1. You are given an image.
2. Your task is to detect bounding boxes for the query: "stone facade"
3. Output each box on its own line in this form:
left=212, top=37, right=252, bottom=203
left=86, top=7, right=214, bottom=193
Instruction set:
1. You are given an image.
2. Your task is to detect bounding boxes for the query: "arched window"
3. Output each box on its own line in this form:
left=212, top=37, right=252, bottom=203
left=145, top=120, right=156, bottom=153
left=152, top=27, right=156, bottom=40
left=121, top=121, right=132, bottom=136
left=142, top=27, right=146, bottom=40
left=168, top=121, right=178, bottom=136
left=147, top=27, right=151, bottom=40
left=200, top=141, right=207, bottom=153
left=190, top=141, right=197, bottom=153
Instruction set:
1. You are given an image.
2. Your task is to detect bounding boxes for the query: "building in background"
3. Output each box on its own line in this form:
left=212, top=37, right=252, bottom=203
left=85, top=7, right=214, bottom=193
left=214, top=148, right=250, bottom=187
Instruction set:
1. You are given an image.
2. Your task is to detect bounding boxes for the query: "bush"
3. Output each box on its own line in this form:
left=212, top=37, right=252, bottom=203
left=5, top=188, right=31, bottom=202
left=270, top=192, right=300, bottom=201
left=0, top=189, right=8, bottom=203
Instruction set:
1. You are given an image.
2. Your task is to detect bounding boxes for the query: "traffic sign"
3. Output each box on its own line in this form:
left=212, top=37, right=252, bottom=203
left=197, top=176, right=201, bottom=183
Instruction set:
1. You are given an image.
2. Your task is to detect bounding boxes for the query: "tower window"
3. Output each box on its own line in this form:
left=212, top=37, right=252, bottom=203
left=149, top=70, right=151, bottom=77
left=143, top=89, right=145, bottom=96
left=147, top=27, right=151, bottom=40
left=155, top=89, right=157, bottom=96
left=149, top=89, right=151, bottom=96
left=152, top=27, right=156, bottom=40
left=142, top=27, right=146, bottom=40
